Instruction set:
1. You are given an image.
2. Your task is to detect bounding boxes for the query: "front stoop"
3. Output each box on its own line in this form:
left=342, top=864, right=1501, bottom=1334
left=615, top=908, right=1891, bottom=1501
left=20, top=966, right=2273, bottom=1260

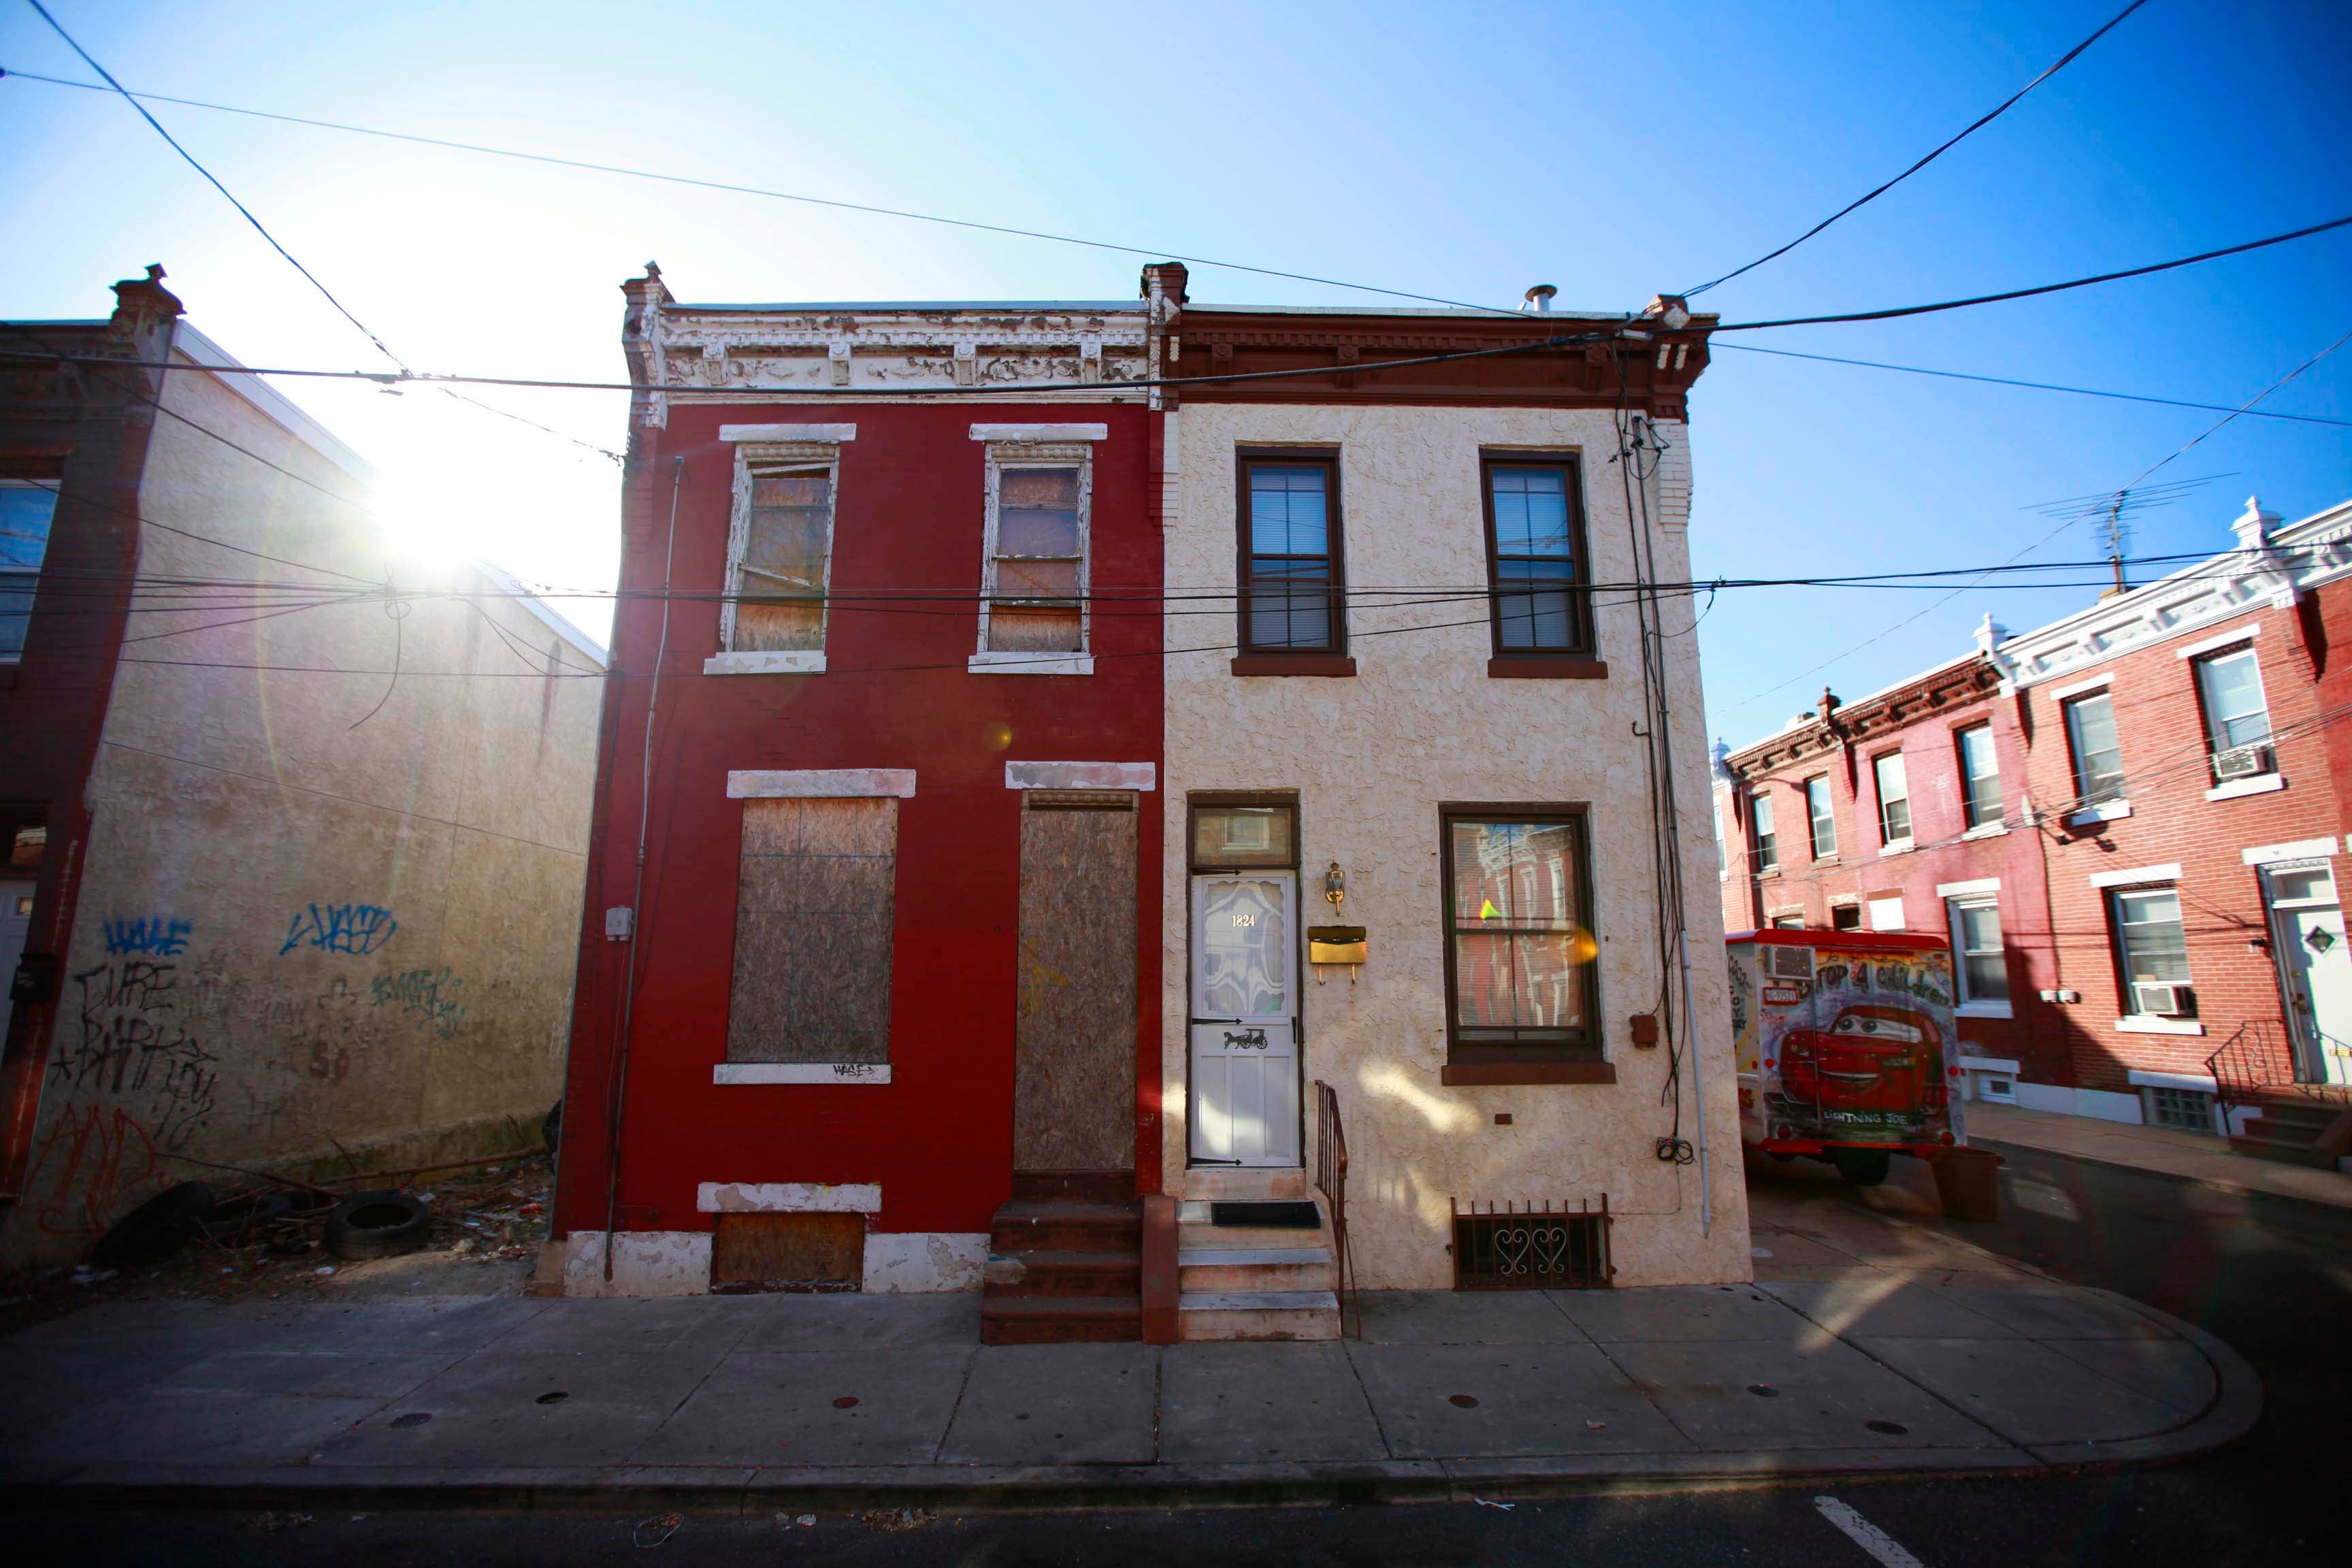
left=2228, top=1094, right=2352, bottom=1169
left=1176, top=1197, right=1341, bottom=1341
left=982, top=1171, right=1141, bottom=1345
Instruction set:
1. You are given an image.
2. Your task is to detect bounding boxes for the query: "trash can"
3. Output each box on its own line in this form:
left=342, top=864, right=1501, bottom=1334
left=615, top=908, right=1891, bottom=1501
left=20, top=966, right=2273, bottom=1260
left=1931, top=1145, right=2002, bottom=1222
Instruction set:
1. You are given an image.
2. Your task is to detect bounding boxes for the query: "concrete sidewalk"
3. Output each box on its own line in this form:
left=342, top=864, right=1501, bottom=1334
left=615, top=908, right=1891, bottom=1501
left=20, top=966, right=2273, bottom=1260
left=1967, top=1100, right=2352, bottom=1210
left=0, top=1197, right=2257, bottom=1512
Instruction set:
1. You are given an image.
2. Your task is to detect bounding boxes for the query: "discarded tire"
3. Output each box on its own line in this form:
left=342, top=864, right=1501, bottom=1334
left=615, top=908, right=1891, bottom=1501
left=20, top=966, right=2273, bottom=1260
left=541, top=1100, right=563, bottom=1158
left=92, top=1181, right=217, bottom=1269
left=324, top=1190, right=434, bottom=1260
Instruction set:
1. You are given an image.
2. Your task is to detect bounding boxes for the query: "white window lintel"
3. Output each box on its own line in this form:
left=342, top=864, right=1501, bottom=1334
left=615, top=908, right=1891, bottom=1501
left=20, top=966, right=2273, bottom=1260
left=705, top=649, right=826, bottom=676
left=970, top=423, right=1108, bottom=443
left=1958, top=1056, right=2021, bottom=1075
left=721, top=423, right=856, bottom=444
left=2089, top=862, right=2181, bottom=889
left=1938, top=878, right=2002, bottom=898
left=2174, top=623, right=2260, bottom=660
left=2244, top=837, right=2338, bottom=866
left=728, top=769, right=915, bottom=799
left=2127, top=1068, right=2219, bottom=1092
left=2050, top=671, right=2117, bottom=701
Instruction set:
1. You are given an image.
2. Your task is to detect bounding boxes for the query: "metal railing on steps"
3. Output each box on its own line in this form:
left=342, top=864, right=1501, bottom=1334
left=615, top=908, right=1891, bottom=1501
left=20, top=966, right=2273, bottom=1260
left=1311, top=1078, right=1362, bottom=1339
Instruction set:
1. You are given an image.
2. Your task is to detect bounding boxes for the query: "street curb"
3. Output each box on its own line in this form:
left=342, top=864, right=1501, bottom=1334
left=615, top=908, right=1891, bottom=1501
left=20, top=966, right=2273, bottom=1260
left=2014, top=1287, right=2264, bottom=1470
left=1974, top=1135, right=2352, bottom=1215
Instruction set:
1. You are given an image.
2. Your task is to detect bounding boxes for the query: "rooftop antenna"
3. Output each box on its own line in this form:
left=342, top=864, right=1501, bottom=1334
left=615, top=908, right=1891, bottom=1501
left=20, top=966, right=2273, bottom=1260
left=2021, top=473, right=2232, bottom=597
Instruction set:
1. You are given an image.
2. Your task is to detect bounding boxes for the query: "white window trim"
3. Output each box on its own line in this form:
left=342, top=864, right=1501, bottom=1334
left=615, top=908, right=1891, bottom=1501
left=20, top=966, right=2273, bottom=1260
left=727, top=768, right=916, bottom=799
left=1938, top=877, right=2002, bottom=898
left=2207, top=774, right=2287, bottom=802
left=713, top=1064, right=891, bottom=1085
left=2173, top=623, right=2259, bottom=660
left=705, top=649, right=826, bottom=676
left=2089, top=862, right=2182, bottom=889
left=719, top=433, right=849, bottom=662
left=1961, top=821, right=2010, bottom=840
left=1959, top=1056, right=2021, bottom=1075
left=1957, top=1000, right=2015, bottom=1019
left=2244, top=837, right=2336, bottom=867
left=2116, top=1015, right=2207, bottom=1036
left=721, top=423, right=858, bottom=445
left=1004, top=760, right=1156, bottom=791
left=2048, top=671, right=2117, bottom=701
left=2127, top=1068, right=2219, bottom=1092
left=1878, top=841, right=1915, bottom=856
left=697, top=1181, right=881, bottom=1211
left=973, top=436, right=1096, bottom=671
left=1946, top=891, right=2010, bottom=1015
left=2066, top=800, right=2132, bottom=826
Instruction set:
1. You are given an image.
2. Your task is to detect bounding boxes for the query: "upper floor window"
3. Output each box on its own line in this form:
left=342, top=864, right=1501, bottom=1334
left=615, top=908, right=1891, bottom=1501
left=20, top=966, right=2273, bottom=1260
left=1239, top=456, right=1342, bottom=653
left=2193, top=645, right=2272, bottom=776
left=720, top=436, right=843, bottom=666
left=1872, top=752, right=1912, bottom=847
left=1751, top=791, right=1778, bottom=872
left=0, top=480, right=61, bottom=661
left=982, top=460, right=1089, bottom=655
left=1805, top=776, right=1837, bottom=860
left=2063, top=691, right=2125, bottom=805
left=1482, top=458, right=1588, bottom=655
left=1957, top=723, right=2002, bottom=828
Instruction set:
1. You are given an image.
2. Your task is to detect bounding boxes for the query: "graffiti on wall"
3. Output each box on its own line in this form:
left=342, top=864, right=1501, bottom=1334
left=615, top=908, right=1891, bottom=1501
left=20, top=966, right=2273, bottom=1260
left=25, top=1105, right=165, bottom=1236
left=370, top=966, right=468, bottom=1039
left=49, top=958, right=221, bottom=1152
left=278, top=902, right=398, bottom=957
left=101, top=916, right=193, bottom=957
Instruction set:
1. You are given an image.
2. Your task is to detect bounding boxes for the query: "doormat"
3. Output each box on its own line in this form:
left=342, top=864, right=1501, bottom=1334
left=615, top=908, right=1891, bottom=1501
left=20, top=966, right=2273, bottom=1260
left=1211, top=1200, right=1321, bottom=1228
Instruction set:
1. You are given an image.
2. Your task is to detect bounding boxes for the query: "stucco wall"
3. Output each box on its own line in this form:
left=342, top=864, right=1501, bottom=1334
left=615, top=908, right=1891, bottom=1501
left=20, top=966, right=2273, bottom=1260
left=1160, top=402, right=1748, bottom=1290
left=3, top=353, right=601, bottom=1266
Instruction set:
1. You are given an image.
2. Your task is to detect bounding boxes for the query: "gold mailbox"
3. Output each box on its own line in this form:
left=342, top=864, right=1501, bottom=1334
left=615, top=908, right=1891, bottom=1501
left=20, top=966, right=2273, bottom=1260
left=1308, top=924, right=1368, bottom=965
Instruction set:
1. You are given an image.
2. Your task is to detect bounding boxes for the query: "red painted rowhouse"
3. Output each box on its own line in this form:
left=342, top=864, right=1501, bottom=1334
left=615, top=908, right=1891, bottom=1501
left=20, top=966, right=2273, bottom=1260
left=552, top=266, right=1179, bottom=1336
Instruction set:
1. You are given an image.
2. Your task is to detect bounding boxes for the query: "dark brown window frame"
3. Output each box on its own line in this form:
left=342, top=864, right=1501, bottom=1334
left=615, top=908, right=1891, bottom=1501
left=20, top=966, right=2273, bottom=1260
left=1437, top=804, right=1612, bottom=1086
left=1235, top=448, right=1351, bottom=673
left=1480, top=451, right=1595, bottom=667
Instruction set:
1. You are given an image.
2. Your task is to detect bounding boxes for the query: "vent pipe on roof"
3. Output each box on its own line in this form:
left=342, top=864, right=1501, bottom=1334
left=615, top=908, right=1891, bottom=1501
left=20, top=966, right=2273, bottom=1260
left=1522, top=284, right=1557, bottom=314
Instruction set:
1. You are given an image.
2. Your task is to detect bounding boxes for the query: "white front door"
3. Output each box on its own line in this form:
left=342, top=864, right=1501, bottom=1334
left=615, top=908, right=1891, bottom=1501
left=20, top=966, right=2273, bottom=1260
left=0, top=880, right=31, bottom=1046
left=1189, top=872, right=1301, bottom=1167
left=2272, top=875, right=2352, bottom=1087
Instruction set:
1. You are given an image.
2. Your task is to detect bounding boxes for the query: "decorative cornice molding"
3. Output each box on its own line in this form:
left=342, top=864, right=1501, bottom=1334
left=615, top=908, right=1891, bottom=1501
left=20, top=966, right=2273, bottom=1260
left=1724, top=655, right=1999, bottom=781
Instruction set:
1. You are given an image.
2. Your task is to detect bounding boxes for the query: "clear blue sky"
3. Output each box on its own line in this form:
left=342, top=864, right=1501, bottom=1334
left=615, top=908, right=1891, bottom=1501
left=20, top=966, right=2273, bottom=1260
left=2, top=1, right=2345, bottom=732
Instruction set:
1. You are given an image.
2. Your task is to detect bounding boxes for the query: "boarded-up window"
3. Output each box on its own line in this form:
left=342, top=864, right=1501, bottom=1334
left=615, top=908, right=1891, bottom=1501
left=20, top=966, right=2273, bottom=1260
left=1013, top=791, right=1137, bottom=1169
left=981, top=444, right=1090, bottom=654
left=726, top=798, right=895, bottom=1064
left=726, top=448, right=837, bottom=652
left=710, top=1213, right=864, bottom=1294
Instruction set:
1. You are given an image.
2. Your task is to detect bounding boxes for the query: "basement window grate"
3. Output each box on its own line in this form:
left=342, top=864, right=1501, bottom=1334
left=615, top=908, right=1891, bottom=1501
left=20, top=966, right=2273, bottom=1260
left=1452, top=1197, right=1612, bottom=1290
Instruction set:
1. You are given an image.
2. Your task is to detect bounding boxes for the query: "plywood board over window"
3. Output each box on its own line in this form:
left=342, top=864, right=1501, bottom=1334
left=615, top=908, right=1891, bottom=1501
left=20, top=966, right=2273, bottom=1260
left=1014, top=790, right=1137, bottom=1170
left=726, top=798, right=896, bottom=1065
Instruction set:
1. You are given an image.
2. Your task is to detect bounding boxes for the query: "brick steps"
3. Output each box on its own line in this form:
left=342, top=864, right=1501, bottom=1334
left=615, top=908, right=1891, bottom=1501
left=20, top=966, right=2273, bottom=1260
left=2228, top=1096, right=2352, bottom=1168
left=981, top=1172, right=1141, bottom=1345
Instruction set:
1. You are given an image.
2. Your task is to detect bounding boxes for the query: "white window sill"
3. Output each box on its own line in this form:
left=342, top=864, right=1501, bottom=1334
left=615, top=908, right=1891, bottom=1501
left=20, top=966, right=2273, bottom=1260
left=1961, top=822, right=2009, bottom=840
left=2206, top=773, right=2285, bottom=801
left=968, top=652, right=1094, bottom=676
left=2067, top=800, right=2132, bottom=827
left=1955, top=1000, right=2014, bottom=1019
left=705, top=649, right=825, bottom=676
left=2113, top=1015, right=2206, bottom=1037
left=714, top=1063, right=891, bottom=1085
left=1959, top=1056, right=2021, bottom=1075
left=1878, top=841, right=1915, bottom=857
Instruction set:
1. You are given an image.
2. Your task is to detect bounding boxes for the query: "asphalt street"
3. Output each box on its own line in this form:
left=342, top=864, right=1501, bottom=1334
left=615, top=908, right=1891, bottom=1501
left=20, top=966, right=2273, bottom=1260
left=8, top=1143, right=2342, bottom=1566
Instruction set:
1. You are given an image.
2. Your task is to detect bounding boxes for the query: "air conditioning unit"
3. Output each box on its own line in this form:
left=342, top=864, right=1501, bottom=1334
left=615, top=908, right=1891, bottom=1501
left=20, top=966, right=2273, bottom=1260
left=1767, top=945, right=1815, bottom=980
left=2133, top=981, right=2190, bottom=1017
left=2214, top=745, right=2273, bottom=781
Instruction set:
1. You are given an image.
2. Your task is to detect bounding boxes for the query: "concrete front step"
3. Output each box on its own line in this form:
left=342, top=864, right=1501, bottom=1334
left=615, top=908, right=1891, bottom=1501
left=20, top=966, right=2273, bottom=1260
left=1178, top=1288, right=1341, bottom=1341
left=1177, top=1246, right=1333, bottom=1293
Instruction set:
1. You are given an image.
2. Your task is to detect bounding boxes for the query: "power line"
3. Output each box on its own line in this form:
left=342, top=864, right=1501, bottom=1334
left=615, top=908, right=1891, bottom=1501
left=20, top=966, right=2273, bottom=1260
left=22, top=1, right=407, bottom=372
left=1685, top=0, right=2152, bottom=297
left=0, top=65, right=1532, bottom=318
left=1714, top=214, right=2352, bottom=331
left=1710, top=342, right=2351, bottom=427
left=1712, top=325, right=2352, bottom=720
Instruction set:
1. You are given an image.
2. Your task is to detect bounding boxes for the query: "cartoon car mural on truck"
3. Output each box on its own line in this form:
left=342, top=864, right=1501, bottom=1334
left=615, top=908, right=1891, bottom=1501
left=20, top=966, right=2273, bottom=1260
left=1729, top=930, right=1966, bottom=1186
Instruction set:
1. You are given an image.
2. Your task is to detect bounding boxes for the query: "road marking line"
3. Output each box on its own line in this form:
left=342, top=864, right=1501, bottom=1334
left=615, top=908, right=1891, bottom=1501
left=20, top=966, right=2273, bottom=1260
left=1814, top=1495, right=1925, bottom=1568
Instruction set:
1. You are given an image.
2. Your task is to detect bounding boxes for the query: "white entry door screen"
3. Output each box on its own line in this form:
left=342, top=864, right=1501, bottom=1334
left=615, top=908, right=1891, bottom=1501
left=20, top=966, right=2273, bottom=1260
left=1190, top=872, right=1300, bottom=1166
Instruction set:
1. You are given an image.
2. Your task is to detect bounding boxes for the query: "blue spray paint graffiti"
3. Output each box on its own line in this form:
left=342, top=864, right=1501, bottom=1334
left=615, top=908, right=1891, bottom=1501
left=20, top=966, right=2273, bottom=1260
left=370, top=966, right=468, bottom=1039
left=102, top=917, right=193, bottom=957
left=279, top=903, right=398, bottom=957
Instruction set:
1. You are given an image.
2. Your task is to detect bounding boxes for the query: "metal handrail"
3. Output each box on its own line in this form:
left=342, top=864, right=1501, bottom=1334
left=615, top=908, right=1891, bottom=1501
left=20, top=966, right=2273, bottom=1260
left=2206, top=1018, right=2298, bottom=1116
left=1311, top=1078, right=1362, bottom=1339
